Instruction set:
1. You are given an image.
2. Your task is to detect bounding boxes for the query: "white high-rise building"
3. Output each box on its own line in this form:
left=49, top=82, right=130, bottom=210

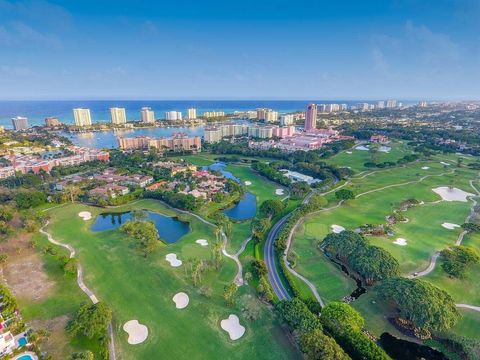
left=280, top=114, right=294, bottom=126
left=141, top=107, right=155, bottom=123
left=11, top=116, right=28, bottom=131
left=377, top=101, right=385, bottom=109
left=165, top=111, right=182, bottom=121
left=187, top=108, right=197, bottom=120
left=73, top=108, right=92, bottom=127
left=264, top=110, right=279, bottom=122
left=386, top=99, right=397, bottom=108
left=110, top=107, right=127, bottom=125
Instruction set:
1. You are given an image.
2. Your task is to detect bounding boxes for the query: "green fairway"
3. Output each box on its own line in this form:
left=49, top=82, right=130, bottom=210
left=42, top=200, right=298, bottom=360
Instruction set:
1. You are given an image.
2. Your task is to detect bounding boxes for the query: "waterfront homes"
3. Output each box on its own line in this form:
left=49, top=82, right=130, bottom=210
left=89, top=184, right=130, bottom=199
left=204, top=123, right=295, bottom=143
left=117, top=133, right=201, bottom=153
left=0, top=146, right=109, bottom=179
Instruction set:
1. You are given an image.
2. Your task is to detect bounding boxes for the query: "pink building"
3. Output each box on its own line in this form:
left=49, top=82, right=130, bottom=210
left=272, top=126, right=296, bottom=138
left=304, top=104, right=317, bottom=131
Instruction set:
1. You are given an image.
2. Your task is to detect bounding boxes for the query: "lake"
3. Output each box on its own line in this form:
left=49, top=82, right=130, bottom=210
left=202, top=162, right=239, bottom=182
left=91, top=210, right=190, bottom=243
left=223, top=192, right=257, bottom=221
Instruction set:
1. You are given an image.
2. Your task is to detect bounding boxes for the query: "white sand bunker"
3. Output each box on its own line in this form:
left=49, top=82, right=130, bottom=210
left=378, top=146, right=391, bottom=153
left=220, top=314, right=245, bottom=341
left=356, top=145, right=369, bottom=151
left=195, top=239, right=209, bottom=246
left=123, top=320, right=148, bottom=345
left=432, top=187, right=475, bottom=202
left=394, top=238, right=408, bottom=246
left=244, top=181, right=252, bottom=186
left=78, top=211, right=92, bottom=221
left=165, top=253, right=182, bottom=267
left=275, top=188, right=285, bottom=195
left=346, top=151, right=353, bottom=154
left=421, top=166, right=430, bottom=170
left=172, top=292, right=189, bottom=309
left=440, top=161, right=451, bottom=166
left=331, top=225, right=345, bottom=234
left=442, top=223, right=461, bottom=230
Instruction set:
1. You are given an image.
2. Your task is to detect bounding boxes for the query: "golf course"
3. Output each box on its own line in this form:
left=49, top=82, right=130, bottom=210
left=288, top=150, right=480, bottom=341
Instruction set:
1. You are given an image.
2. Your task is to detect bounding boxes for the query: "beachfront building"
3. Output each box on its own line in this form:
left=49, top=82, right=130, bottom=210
left=256, top=108, right=278, bottom=122
left=386, top=99, right=397, bottom=108
left=140, top=107, right=155, bottom=123
left=187, top=108, right=197, bottom=120
left=73, top=108, right=92, bottom=127
left=45, top=117, right=61, bottom=127
left=203, top=111, right=225, bottom=118
left=110, top=107, right=127, bottom=125
left=11, top=116, right=29, bottom=131
left=165, top=111, right=182, bottom=121
left=304, top=104, right=317, bottom=131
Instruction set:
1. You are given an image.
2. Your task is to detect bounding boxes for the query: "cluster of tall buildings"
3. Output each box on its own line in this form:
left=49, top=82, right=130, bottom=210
left=256, top=108, right=279, bottom=122
left=117, top=133, right=202, bottom=152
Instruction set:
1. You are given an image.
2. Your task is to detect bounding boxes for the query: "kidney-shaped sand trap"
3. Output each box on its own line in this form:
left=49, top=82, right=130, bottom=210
left=356, top=145, right=369, bottom=151
left=172, top=292, right=189, bottom=309
left=331, top=224, right=345, bottom=234
left=421, top=166, right=430, bottom=170
left=78, top=211, right=92, bottom=221
left=442, top=222, right=461, bottom=230
left=195, top=239, right=209, bottom=246
left=123, top=320, right=148, bottom=345
left=165, top=253, right=182, bottom=267
left=244, top=181, right=252, bottom=186
left=432, top=187, right=475, bottom=202
left=346, top=151, right=353, bottom=154
left=275, top=189, right=285, bottom=195
left=393, top=238, right=408, bottom=246
left=220, top=314, right=245, bottom=340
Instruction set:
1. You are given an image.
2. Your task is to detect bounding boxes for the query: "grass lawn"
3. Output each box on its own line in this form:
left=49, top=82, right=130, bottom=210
left=324, top=141, right=414, bottom=172
left=44, top=200, right=298, bottom=359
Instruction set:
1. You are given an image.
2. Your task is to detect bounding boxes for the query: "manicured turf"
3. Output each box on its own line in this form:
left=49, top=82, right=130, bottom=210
left=45, top=200, right=299, bottom=360
left=289, top=154, right=480, bottom=341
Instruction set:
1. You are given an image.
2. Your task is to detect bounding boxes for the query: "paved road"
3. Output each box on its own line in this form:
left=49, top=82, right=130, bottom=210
left=264, top=213, right=292, bottom=301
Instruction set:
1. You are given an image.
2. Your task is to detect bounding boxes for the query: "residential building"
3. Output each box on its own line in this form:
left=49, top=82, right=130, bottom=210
left=418, top=101, right=428, bottom=108
left=304, top=104, right=317, bottom=131
left=376, top=100, right=385, bottom=109
left=248, top=125, right=274, bottom=139
left=45, top=117, right=61, bottom=127
left=386, top=99, right=397, bottom=108
left=165, top=111, right=182, bottom=121
left=273, top=126, right=296, bottom=138
left=280, top=114, right=294, bottom=126
left=371, top=135, right=389, bottom=144
left=204, top=127, right=223, bottom=143
left=11, top=116, right=28, bottom=131
left=118, top=134, right=201, bottom=152
left=140, top=107, right=155, bottom=123
left=73, top=108, right=92, bottom=127
left=110, top=107, right=127, bottom=125
left=203, top=111, right=225, bottom=118
left=0, top=331, right=15, bottom=355
left=187, top=108, right=197, bottom=120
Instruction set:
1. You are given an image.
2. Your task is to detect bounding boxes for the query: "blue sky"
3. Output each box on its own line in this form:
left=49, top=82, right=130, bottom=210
left=0, top=0, right=478, bottom=100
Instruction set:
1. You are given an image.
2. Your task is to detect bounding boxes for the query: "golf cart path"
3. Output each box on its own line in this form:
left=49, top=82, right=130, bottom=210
left=278, top=169, right=458, bottom=306
left=40, top=221, right=117, bottom=360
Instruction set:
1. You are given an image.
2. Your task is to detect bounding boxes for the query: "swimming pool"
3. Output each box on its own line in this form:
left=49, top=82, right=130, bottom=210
left=18, top=336, right=27, bottom=346
left=16, top=354, right=34, bottom=360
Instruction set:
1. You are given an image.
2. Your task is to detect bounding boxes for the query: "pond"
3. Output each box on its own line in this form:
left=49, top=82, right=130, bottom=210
left=91, top=210, right=190, bottom=243
left=202, top=162, right=240, bottom=183
left=223, top=192, right=257, bottom=221
left=379, top=333, right=448, bottom=360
